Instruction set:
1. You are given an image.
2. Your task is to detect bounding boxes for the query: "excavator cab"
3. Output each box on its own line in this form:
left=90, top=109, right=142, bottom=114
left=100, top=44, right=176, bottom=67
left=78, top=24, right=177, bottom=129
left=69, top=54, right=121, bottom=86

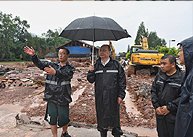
left=130, top=45, right=142, bottom=57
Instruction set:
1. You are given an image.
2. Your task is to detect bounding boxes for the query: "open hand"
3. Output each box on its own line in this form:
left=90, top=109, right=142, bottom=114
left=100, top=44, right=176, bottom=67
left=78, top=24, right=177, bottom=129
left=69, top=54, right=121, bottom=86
left=24, top=46, right=35, bottom=56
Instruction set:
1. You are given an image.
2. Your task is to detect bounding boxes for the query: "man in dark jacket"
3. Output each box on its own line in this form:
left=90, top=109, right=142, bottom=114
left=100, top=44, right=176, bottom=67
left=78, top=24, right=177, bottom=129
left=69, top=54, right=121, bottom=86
left=24, top=46, right=75, bottom=137
left=174, top=36, right=193, bottom=137
left=87, top=44, right=126, bottom=137
left=151, top=54, right=185, bottom=137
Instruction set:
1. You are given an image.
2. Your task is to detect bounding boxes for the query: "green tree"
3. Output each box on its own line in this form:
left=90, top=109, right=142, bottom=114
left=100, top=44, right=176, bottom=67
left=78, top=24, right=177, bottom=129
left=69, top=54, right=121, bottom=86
left=37, top=46, right=43, bottom=58
left=45, top=47, right=50, bottom=55
left=168, top=47, right=179, bottom=56
left=0, top=12, right=15, bottom=59
left=147, top=31, right=158, bottom=49
left=161, top=39, right=167, bottom=47
left=50, top=45, right=56, bottom=53
left=135, top=22, right=149, bottom=45
left=0, top=11, right=70, bottom=61
left=12, top=16, right=30, bottom=42
left=127, top=44, right=130, bottom=53
left=154, top=46, right=178, bottom=56
left=126, top=51, right=130, bottom=59
left=135, top=22, right=167, bottom=49
left=42, top=29, right=59, bottom=39
left=0, top=11, right=30, bottom=60
left=148, top=33, right=167, bottom=49
left=42, top=29, right=69, bottom=49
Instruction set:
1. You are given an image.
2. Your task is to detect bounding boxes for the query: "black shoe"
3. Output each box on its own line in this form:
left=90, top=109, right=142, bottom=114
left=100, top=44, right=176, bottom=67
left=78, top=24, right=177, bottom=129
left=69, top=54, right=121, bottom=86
left=100, top=130, right=107, bottom=137
left=61, top=131, right=71, bottom=137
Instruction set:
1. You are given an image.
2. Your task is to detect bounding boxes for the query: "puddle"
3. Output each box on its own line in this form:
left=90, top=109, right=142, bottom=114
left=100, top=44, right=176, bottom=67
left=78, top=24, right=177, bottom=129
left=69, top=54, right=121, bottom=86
left=0, top=104, right=23, bottom=112
left=29, top=103, right=40, bottom=108
left=70, top=86, right=86, bottom=106
left=122, top=126, right=157, bottom=137
left=124, top=91, right=140, bottom=115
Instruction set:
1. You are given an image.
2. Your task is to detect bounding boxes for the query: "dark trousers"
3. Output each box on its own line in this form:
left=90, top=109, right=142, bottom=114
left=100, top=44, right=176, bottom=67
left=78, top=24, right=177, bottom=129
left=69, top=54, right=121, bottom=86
left=99, top=127, right=123, bottom=137
left=157, top=118, right=175, bottom=137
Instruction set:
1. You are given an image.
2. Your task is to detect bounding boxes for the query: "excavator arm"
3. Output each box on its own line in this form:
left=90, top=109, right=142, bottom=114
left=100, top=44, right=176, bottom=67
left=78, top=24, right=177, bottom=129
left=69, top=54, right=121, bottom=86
left=109, top=41, right=115, bottom=59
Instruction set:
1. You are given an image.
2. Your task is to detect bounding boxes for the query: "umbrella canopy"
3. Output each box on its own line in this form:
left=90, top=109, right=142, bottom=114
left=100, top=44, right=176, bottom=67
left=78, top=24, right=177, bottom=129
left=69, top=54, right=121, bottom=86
left=59, top=16, right=131, bottom=65
left=59, top=16, right=131, bottom=42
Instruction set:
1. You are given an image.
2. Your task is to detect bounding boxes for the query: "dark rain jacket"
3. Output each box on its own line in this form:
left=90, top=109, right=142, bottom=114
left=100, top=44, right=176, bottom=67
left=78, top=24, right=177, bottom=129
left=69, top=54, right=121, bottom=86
left=174, top=36, right=193, bottom=137
left=31, top=54, right=75, bottom=105
left=87, top=57, right=126, bottom=130
left=151, top=67, right=185, bottom=123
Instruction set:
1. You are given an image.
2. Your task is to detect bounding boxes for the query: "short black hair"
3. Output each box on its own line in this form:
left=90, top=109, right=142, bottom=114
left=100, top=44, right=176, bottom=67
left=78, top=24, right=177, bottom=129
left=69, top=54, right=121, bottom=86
left=161, top=54, right=176, bottom=64
left=101, top=44, right=111, bottom=51
left=59, top=47, right=70, bottom=55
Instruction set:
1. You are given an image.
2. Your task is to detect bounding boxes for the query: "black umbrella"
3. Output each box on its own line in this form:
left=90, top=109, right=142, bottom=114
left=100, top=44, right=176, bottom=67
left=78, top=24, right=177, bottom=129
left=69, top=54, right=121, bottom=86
left=59, top=16, right=131, bottom=64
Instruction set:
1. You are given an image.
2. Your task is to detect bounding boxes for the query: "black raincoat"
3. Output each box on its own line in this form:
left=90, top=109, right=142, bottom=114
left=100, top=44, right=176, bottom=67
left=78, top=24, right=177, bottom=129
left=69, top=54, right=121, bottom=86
left=174, top=36, right=193, bottom=137
left=151, top=67, right=184, bottom=123
left=87, top=57, right=126, bottom=131
left=31, top=54, right=75, bottom=105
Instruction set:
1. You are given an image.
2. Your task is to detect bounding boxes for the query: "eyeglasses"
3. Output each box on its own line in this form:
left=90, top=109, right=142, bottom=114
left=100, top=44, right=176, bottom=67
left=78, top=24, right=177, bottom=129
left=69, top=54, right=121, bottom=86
left=99, top=50, right=108, bottom=52
left=58, top=53, right=66, bottom=56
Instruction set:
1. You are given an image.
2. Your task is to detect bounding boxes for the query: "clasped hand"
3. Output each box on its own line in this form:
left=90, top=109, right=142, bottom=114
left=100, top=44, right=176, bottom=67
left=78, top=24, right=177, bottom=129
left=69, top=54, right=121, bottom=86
left=156, top=106, right=170, bottom=116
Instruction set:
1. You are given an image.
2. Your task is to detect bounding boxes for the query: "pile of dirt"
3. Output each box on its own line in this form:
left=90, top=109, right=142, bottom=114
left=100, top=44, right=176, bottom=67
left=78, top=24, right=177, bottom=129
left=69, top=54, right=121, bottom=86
left=126, top=74, right=156, bottom=128
left=0, top=62, right=157, bottom=129
left=70, top=61, right=90, bottom=67
left=0, top=86, right=35, bottom=105
left=70, top=85, right=97, bottom=125
left=0, top=67, right=46, bottom=90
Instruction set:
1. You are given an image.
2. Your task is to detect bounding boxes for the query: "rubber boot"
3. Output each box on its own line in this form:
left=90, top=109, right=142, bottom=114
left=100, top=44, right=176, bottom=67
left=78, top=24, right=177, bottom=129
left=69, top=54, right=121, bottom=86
left=112, top=127, right=122, bottom=137
left=100, top=130, right=107, bottom=137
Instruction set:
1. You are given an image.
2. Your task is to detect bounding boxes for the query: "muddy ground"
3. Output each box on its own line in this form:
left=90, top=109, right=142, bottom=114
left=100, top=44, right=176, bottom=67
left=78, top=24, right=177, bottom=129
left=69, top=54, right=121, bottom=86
left=0, top=62, right=157, bottom=136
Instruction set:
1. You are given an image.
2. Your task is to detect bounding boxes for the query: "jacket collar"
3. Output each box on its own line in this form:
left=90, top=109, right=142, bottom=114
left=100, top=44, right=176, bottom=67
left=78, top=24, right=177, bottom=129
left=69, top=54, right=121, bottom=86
left=97, top=57, right=113, bottom=67
left=159, top=67, right=181, bottom=81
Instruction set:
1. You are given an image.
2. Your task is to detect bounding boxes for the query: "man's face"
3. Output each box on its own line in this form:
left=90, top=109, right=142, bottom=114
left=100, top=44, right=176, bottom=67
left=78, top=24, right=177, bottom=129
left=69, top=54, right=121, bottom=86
left=160, top=58, right=175, bottom=73
left=99, top=45, right=111, bottom=59
left=58, top=49, right=69, bottom=62
left=178, top=45, right=185, bottom=65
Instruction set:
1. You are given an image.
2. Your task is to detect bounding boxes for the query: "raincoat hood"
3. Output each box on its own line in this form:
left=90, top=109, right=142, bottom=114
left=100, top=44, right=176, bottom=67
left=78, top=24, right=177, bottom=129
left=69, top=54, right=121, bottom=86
left=178, top=36, right=193, bottom=78
left=174, top=36, right=193, bottom=137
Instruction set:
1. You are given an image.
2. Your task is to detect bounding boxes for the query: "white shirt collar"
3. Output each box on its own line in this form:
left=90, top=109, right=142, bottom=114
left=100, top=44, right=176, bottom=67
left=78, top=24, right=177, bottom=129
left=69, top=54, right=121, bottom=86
left=101, top=57, right=110, bottom=66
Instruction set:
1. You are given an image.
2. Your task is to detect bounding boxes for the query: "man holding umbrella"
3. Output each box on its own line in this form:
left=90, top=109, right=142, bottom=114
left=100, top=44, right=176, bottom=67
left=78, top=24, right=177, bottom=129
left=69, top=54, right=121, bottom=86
left=87, top=44, right=126, bottom=137
left=59, top=16, right=130, bottom=137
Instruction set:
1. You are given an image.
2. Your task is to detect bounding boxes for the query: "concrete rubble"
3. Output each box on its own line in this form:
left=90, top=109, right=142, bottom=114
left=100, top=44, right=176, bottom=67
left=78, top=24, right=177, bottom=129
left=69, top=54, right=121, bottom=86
left=0, top=62, right=158, bottom=136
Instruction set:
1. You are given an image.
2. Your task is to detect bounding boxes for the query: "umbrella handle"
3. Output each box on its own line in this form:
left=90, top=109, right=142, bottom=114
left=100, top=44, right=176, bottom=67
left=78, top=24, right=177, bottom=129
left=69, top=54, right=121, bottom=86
left=92, top=44, right=94, bottom=65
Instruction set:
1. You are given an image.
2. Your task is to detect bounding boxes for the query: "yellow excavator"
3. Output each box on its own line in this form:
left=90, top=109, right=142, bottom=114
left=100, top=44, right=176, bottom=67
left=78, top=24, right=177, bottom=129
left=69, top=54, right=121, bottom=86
left=128, top=35, right=164, bottom=75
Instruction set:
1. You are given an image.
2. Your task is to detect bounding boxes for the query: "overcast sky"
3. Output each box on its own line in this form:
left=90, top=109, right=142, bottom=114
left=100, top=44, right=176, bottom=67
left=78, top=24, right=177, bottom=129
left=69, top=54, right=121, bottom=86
left=0, top=1, right=192, bottom=54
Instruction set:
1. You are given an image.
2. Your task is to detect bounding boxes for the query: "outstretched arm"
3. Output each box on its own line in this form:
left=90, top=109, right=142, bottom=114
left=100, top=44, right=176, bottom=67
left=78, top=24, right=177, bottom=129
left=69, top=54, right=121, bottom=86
left=24, top=46, right=50, bottom=70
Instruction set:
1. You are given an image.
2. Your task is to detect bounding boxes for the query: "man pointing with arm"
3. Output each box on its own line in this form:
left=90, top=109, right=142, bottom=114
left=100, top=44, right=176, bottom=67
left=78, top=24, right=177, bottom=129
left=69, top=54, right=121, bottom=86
left=24, top=46, right=75, bottom=137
